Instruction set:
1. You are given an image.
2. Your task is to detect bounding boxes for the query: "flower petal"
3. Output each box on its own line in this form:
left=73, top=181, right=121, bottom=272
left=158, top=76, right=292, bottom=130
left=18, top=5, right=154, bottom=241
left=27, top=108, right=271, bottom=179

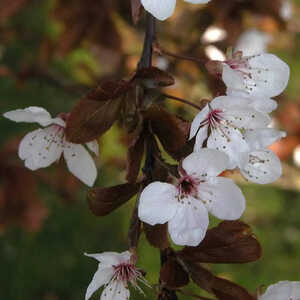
left=141, top=0, right=176, bottom=20
left=182, top=149, right=229, bottom=177
left=3, top=106, right=54, bottom=127
left=222, top=64, right=245, bottom=93
left=84, top=251, right=131, bottom=266
left=138, top=182, right=178, bottom=226
left=248, top=53, right=290, bottom=98
left=225, top=90, right=278, bottom=113
left=168, top=197, right=209, bottom=246
left=198, top=177, right=245, bottom=220
left=19, top=127, right=64, bottom=170
left=211, top=96, right=271, bottom=129
left=63, top=143, right=97, bottom=186
left=207, top=126, right=250, bottom=169
left=225, top=106, right=271, bottom=129
left=86, top=140, right=99, bottom=156
left=101, top=280, right=129, bottom=300
left=239, top=149, right=282, bottom=184
left=189, top=105, right=209, bottom=139
left=259, top=281, right=300, bottom=300
left=244, top=128, right=286, bottom=150
left=85, top=266, right=114, bottom=300
left=249, top=97, right=277, bottom=114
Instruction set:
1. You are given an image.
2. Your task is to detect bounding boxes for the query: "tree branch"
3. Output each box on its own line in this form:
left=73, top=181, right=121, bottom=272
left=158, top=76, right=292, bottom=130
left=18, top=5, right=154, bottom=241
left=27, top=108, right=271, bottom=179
left=138, top=12, right=156, bottom=69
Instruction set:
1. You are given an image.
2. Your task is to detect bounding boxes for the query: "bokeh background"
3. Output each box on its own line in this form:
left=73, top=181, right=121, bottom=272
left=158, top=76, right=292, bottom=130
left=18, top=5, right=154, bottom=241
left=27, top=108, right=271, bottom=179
left=0, top=0, right=300, bottom=299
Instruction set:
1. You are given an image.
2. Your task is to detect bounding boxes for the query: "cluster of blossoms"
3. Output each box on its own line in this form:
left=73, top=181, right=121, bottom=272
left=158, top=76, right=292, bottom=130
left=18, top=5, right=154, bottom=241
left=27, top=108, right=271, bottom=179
left=2, top=1, right=298, bottom=300
left=138, top=50, right=290, bottom=247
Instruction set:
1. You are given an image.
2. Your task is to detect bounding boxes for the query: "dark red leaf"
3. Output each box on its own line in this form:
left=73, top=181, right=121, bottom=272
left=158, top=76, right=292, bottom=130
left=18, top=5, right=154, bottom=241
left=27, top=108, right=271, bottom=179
left=85, top=80, right=133, bottom=102
left=144, top=223, right=170, bottom=249
left=146, top=106, right=190, bottom=160
left=65, top=80, right=133, bottom=143
left=178, top=221, right=262, bottom=264
left=160, top=256, right=189, bottom=289
left=65, top=97, right=122, bottom=143
left=134, top=67, right=175, bottom=88
left=185, top=262, right=255, bottom=300
left=87, top=183, right=140, bottom=216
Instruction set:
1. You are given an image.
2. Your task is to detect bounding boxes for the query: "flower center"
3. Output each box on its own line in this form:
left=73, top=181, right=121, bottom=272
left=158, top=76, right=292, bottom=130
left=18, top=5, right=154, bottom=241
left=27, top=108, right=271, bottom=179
left=177, top=175, right=199, bottom=199
left=207, top=109, right=223, bottom=128
left=113, top=263, right=140, bottom=284
left=225, top=51, right=249, bottom=71
left=200, top=108, right=224, bottom=130
left=111, top=262, right=149, bottom=294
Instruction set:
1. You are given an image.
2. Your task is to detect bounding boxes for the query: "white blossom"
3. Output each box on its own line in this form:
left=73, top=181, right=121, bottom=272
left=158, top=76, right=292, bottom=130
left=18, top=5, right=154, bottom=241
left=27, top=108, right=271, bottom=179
left=85, top=251, right=148, bottom=300
left=3, top=106, right=98, bottom=186
left=141, top=0, right=211, bottom=21
left=237, top=128, right=286, bottom=184
left=222, top=51, right=290, bottom=99
left=259, top=281, right=300, bottom=300
left=138, top=149, right=245, bottom=246
left=190, top=95, right=271, bottom=169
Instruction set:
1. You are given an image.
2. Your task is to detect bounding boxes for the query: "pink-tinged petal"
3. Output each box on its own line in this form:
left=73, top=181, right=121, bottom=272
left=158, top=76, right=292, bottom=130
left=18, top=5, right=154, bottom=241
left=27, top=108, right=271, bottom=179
left=259, top=281, right=300, bottom=300
left=85, top=266, right=114, bottom=300
left=86, top=140, right=99, bottom=156
left=222, top=64, right=245, bottom=93
left=19, top=127, right=64, bottom=170
left=244, top=128, right=286, bottom=150
left=84, top=251, right=131, bottom=266
left=207, top=126, right=250, bottom=169
left=100, top=280, right=129, bottom=300
left=189, top=105, right=209, bottom=139
left=3, top=106, right=53, bottom=127
left=193, top=125, right=208, bottom=151
left=239, top=150, right=282, bottom=184
left=182, top=149, right=229, bottom=178
left=198, top=177, right=245, bottom=220
left=63, top=143, right=97, bottom=186
left=248, top=53, right=290, bottom=97
left=184, top=0, right=211, bottom=3
left=141, top=0, right=176, bottom=20
left=138, top=182, right=178, bottom=226
left=168, top=197, right=209, bottom=246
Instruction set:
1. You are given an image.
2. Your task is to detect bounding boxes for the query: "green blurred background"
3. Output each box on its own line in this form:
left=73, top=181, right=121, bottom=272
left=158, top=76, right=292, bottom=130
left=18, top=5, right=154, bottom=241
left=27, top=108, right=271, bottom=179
left=0, top=0, right=300, bottom=299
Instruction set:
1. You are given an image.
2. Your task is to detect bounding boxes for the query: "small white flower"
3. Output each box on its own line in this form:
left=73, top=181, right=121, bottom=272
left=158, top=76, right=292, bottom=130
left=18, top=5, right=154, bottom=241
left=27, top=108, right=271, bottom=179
left=237, top=128, right=286, bottom=184
left=3, top=106, right=98, bottom=186
left=141, top=0, right=211, bottom=21
left=222, top=51, right=290, bottom=99
left=138, top=149, right=245, bottom=246
left=85, top=251, right=148, bottom=300
left=259, top=281, right=300, bottom=300
left=190, top=96, right=271, bottom=169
